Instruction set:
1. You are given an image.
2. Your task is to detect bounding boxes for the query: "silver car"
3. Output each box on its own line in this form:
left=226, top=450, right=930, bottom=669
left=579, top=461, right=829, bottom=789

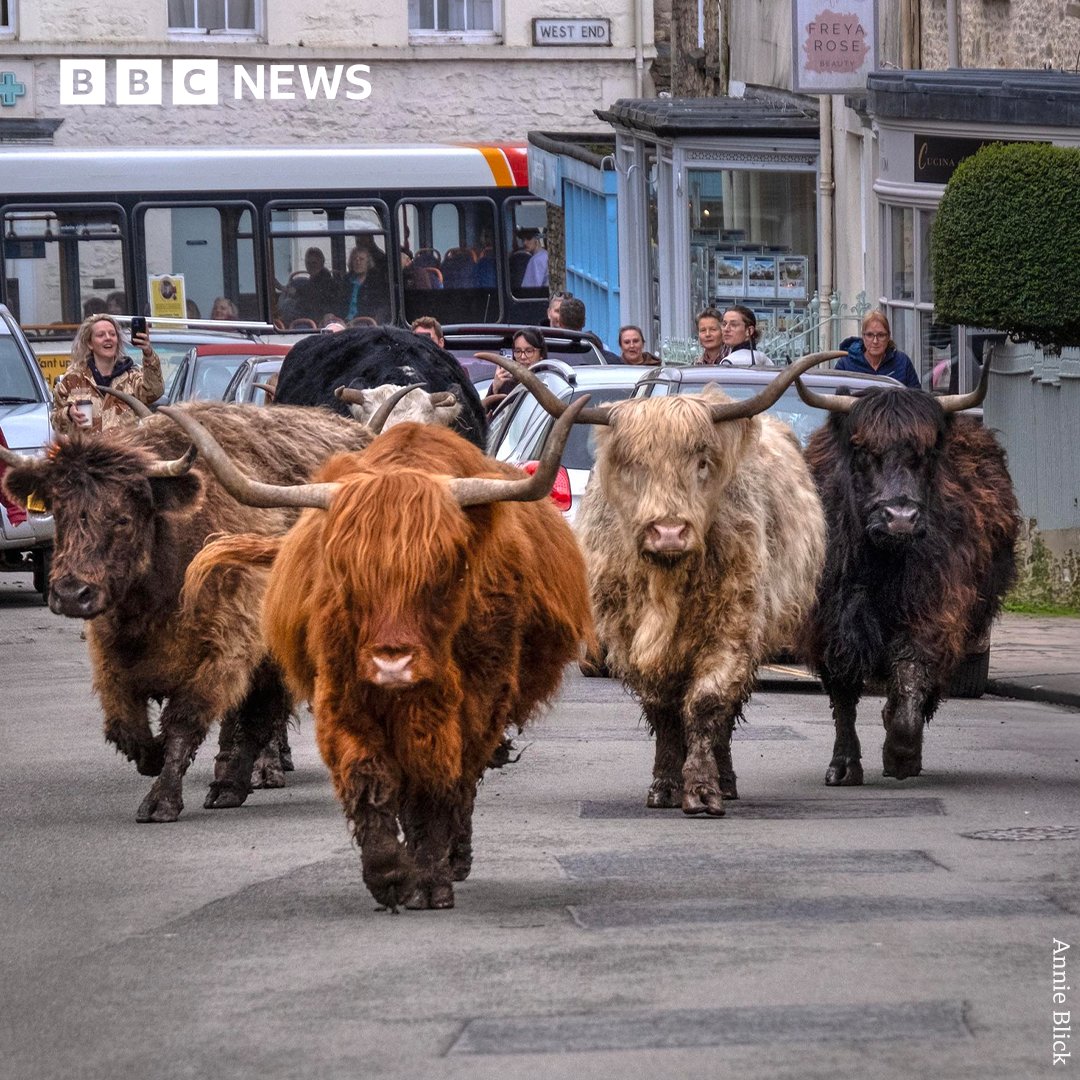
left=0, top=305, right=54, bottom=598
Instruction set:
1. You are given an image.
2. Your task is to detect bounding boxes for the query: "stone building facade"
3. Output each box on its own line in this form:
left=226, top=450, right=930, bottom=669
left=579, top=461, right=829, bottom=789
left=0, top=0, right=656, bottom=145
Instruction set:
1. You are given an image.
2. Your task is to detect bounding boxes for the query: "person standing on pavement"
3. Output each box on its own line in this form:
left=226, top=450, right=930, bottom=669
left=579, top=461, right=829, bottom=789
left=51, top=314, right=164, bottom=435
left=618, top=325, right=661, bottom=366
left=836, top=311, right=920, bottom=388
left=717, top=305, right=772, bottom=367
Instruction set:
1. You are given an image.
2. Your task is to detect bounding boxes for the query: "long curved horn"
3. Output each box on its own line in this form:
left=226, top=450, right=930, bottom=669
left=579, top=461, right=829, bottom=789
left=708, top=351, right=845, bottom=422
left=475, top=352, right=614, bottom=426
left=429, top=390, right=458, bottom=408
left=157, top=406, right=338, bottom=509
left=0, top=443, right=35, bottom=468
left=937, top=351, right=992, bottom=414
left=146, top=443, right=198, bottom=478
left=101, top=385, right=153, bottom=418
left=335, top=382, right=424, bottom=433
left=795, top=376, right=856, bottom=414
left=448, top=395, right=591, bottom=507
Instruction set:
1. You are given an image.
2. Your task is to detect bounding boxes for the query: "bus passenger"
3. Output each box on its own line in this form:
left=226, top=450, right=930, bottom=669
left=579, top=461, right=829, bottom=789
left=210, top=296, right=239, bottom=320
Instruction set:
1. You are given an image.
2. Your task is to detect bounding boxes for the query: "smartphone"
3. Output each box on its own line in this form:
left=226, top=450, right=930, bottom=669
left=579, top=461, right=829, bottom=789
left=130, top=316, right=147, bottom=336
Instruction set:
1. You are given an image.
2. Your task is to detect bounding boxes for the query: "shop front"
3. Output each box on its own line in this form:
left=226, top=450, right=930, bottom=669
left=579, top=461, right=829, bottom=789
left=596, top=96, right=820, bottom=356
left=867, top=69, right=1080, bottom=392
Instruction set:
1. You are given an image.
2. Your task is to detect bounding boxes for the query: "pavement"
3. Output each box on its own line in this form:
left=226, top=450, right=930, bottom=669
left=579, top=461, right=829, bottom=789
left=985, top=611, right=1080, bottom=708
left=759, top=611, right=1080, bottom=709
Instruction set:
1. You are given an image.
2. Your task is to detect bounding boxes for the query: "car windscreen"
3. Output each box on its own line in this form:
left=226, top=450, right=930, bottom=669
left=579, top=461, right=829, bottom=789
left=666, top=381, right=839, bottom=446
left=0, top=338, right=43, bottom=402
left=190, top=355, right=248, bottom=401
left=559, top=386, right=636, bottom=469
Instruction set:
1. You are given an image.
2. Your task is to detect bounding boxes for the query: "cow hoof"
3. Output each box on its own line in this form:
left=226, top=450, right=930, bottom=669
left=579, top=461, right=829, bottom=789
left=136, top=786, right=183, bottom=823
left=826, top=760, right=864, bottom=786
left=203, top=780, right=249, bottom=810
left=250, top=755, right=286, bottom=790
left=279, top=744, right=295, bottom=772
left=720, top=780, right=739, bottom=801
left=883, top=756, right=922, bottom=780
left=682, top=785, right=725, bottom=817
left=405, top=882, right=455, bottom=910
left=646, top=781, right=681, bottom=809
left=361, top=849, right=417, bottom=913
left=450, top=843, right=473, bottom=882
left=134, top=743, right=166, bottom=777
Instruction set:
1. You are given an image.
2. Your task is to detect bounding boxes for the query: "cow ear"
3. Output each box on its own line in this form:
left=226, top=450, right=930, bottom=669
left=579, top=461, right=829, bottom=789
left=148, top=472, right=204, bottom=513
left=2, top=464, right=48, bottom=511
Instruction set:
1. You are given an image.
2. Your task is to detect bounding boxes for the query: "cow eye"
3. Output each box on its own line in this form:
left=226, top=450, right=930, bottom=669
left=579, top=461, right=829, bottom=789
left=696, top=456, right=709, bottom=480
left=114, top=516, right=131, bottom=528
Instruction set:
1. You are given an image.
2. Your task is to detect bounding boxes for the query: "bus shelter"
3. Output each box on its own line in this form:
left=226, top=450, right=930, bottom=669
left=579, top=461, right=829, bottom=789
left=596, top=96, right=821, bottom=355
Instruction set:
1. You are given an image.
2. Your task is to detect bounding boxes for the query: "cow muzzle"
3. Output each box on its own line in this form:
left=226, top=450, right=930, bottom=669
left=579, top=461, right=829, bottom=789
left=868, top=501, right=924, bottom=542
left=368, top=650, right=419, bottom=689
left=49, top=575, right=108, bottom=619
left=642, top=520, right=691, bottom=558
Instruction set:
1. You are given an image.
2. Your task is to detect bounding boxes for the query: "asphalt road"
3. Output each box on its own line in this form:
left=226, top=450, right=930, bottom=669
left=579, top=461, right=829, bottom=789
left=2, top=571, right=1079, bottom=1080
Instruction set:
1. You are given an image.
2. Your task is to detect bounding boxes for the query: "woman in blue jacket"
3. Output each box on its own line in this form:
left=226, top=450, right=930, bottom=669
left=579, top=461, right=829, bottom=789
left=836, top=311, right=920, bottom=388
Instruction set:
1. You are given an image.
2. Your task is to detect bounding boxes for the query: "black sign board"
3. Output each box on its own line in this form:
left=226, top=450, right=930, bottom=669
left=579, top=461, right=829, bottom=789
left=3, top=238, right=46, bottom=260
left=913, top=134, right=1046, bottom=184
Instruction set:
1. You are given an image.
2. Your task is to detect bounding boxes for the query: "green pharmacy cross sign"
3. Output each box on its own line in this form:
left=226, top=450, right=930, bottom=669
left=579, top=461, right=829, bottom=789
left=0, top=71, right=28, bottom=107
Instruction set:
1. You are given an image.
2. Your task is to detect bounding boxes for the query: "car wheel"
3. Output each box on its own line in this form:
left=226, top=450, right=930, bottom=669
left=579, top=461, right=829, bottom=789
left=32, top=547, right=52, bottom=602
left=949, top=649, right=990, bottom=699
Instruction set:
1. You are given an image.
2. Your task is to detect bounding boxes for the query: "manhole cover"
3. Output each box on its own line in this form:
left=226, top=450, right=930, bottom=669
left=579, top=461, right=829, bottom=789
left=962, top=826, right=1080, bottom=842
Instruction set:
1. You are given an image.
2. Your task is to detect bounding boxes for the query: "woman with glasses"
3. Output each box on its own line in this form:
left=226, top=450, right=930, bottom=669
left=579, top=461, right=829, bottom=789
left=487, top=327, right=548, bottom=408
left=836, top=311, right=920, bottom=387
left=696, top=305, right=772, bottom=366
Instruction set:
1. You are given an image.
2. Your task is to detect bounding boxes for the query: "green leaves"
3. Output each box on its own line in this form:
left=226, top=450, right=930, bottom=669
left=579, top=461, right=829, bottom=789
left=932, top=143, right=1080, bottom=348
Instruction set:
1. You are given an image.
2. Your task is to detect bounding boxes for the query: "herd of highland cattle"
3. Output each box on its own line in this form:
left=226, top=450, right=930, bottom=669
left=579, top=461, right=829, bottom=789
left=0, top=326, right=1021, bottom=912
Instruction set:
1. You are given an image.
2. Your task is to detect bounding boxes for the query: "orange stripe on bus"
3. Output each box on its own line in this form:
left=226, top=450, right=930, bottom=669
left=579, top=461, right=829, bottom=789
left=467, top=145, right=516, bottom=187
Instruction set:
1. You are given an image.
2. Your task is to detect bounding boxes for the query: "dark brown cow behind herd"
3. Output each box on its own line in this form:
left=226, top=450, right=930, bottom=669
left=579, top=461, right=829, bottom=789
left=0, top=402, right=376, bottom=822
left=796, top=363, right=1021, bottom=783
left=167, top=404, right=594, bottom=911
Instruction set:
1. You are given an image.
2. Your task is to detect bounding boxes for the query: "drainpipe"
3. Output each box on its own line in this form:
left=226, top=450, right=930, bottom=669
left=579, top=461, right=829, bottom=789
left=818, top=94, right=835, bottom=350
left=946, top=0, right=960, bottom=67
left=634, top=0, right=645, bottom=97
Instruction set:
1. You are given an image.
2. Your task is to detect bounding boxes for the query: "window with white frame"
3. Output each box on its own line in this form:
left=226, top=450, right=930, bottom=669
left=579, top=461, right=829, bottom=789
left=1, top=0, right=15, bottom=34
left=168, top=0, right=260, bottom=35
left=408, top=0, right=499, bottom=40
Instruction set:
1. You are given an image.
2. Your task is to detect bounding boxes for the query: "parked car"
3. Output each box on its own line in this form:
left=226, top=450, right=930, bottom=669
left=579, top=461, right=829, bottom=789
left=0, top=305, right=55, bottom=598
left=165, top=343, right=292, bottom=404
left=441, top=325, right=609, bottom=391
left=221, top=356, right=285, bottom=405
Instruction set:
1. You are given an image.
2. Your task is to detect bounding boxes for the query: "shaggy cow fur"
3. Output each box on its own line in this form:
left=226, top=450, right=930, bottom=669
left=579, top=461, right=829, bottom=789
left=183, top=422, right=593, bottom=910
left=1, top=403, right=372, bottom=822
left=273, top=325, right=487, bottom=448
left=577, top=390, right=826, bottom=816
left=799, top=388, right=1021, bottom=783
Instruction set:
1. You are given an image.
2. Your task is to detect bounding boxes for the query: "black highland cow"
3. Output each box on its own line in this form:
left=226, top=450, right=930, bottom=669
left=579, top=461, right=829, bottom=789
left=273, top=326, right=488, bottom=448
left=796, top=365, right=1021, bottom=784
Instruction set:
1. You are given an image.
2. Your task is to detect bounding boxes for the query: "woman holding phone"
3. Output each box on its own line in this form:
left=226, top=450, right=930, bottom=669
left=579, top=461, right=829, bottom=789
left=51, top=314, right=164, bottom=434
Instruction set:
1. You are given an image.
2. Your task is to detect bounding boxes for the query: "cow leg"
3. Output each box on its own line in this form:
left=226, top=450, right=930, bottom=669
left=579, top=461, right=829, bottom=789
left=249, top=709, right=292, bottom=791
left=822, top=673, right=864, bottom=786
left=402, top=787, right=459, bottom=910
left=882, top=659, right=936, bottom=780
left=644, top=700, right=685, bottom=809
left=214, top=709, right=239, bottom=782
left=98, top=680, right=164, bottom=777
left=712, top=716, right=738, bottom=801
left=681, top=692, right=734, bottom=817
left=449, top=781, right=477, bottom=882
left=206, top=661, right=292, bottom=809
left=136, top=700, right=209, bottom=823
left=339, top=761, right=415, bottom=911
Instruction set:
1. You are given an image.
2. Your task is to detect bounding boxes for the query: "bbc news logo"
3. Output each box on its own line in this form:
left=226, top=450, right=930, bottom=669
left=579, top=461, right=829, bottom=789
left=59, top=60, right=372, bottom=105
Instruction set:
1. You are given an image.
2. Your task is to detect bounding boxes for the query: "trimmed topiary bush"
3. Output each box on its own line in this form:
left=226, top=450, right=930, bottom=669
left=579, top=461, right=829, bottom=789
left=932, top=142, right=1080, bottom=349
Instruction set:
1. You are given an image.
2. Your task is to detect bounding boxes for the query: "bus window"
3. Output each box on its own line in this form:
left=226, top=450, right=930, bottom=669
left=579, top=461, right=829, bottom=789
left=396, top=198, right=499, bottom=325
left=138, top=202, right=258, bottom=323
left=3, top=206, right=126, bottom=329
left=506, top=197, right=548, bottom=300
left=269, top=201, right=391, bottom=328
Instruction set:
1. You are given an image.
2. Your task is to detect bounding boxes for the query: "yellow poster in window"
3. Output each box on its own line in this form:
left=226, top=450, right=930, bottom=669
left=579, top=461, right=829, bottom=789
left=149, top=274, right=186, bottom=319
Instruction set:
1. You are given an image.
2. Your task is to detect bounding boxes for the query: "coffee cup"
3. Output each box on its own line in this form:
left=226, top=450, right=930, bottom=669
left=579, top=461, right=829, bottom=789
left=73, top=397, right=93, bottom=424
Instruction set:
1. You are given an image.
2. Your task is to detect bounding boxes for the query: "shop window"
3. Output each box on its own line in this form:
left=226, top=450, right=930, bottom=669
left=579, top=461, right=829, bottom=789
left=168, top=0, right=260, bottom=35
left=0, top=1, right=15, bottom=35
left=687, top=167, right=817, bottom=331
